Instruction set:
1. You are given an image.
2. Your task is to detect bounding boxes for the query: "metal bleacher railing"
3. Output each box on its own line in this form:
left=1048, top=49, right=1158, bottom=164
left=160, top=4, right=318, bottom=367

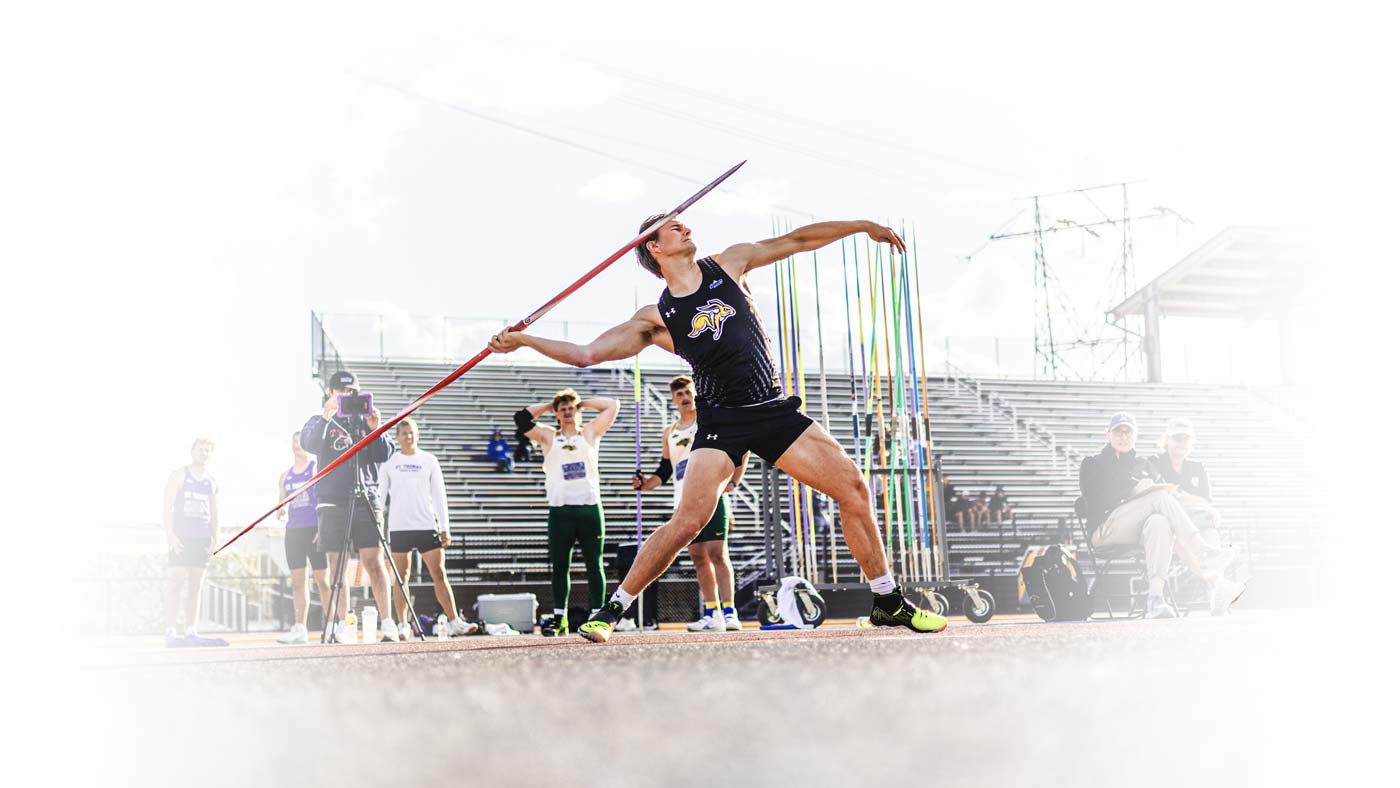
left=304, top=311, right=1319, bottom=622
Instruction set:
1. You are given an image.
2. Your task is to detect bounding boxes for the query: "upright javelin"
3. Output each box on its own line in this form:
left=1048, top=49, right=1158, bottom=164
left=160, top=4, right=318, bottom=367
left=213, top=161, right=747, bottom=555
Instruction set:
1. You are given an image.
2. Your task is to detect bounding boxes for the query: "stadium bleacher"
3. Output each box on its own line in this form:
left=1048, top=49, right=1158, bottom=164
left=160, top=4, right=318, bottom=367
left=343, top=358, right=1319, bottom=617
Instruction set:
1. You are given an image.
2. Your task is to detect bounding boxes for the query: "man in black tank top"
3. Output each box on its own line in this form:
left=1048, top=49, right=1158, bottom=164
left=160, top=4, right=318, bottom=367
left=490, top=216, right=947, bottom=641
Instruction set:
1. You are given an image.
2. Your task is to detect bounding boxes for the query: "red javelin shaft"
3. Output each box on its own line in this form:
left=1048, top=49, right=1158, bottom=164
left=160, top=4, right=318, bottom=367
left=213, top=160, right=746, bottom=555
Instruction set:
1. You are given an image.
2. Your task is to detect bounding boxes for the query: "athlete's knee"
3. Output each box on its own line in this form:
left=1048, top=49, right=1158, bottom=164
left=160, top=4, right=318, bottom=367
left=687, top=543, right=710, bottom=564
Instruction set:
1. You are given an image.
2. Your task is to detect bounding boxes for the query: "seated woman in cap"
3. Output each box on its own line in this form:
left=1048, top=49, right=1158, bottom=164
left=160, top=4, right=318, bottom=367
left=1079, top=411, right=1243, bottom=618
left=1149, top=418, right=1220, bottom=545
left=1149, top=419, right=1245, bottom=615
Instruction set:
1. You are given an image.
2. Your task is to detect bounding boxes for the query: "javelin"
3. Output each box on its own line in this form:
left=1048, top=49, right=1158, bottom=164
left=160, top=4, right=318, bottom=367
left=213, top=160, right=747, bottom=555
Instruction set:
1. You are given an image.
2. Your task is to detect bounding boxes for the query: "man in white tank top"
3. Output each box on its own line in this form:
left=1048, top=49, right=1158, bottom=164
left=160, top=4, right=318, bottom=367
left=633, top=376, right=747, bottom=632
left=514, top=388, right=620, bottom=636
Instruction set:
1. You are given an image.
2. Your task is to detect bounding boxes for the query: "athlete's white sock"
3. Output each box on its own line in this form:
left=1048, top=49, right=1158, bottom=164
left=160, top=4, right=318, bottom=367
left=868, top=574, right=897, bottom=596
left=609, top=588, right=637, bottom=610
left=553, top=608, right=566, bottom=617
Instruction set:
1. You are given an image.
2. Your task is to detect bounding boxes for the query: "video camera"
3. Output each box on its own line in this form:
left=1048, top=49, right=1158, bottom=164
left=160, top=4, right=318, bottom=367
left=336, top=391, right=375, bottom=420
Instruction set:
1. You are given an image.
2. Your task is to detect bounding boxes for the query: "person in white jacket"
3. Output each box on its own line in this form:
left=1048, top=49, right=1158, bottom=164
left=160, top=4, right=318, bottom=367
left=379, top=418, right=476, bottom=640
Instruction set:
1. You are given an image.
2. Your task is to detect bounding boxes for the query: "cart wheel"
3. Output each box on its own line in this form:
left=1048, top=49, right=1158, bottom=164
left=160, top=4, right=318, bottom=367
left=962, top=588, right=996, bottom=624
left=758, top=593, right=782, bottom=627
left=795, top=588, right=828, bottom=628
left=917, top=588, right=947, bottom=617
left=933, top=593, right=952, bottom=617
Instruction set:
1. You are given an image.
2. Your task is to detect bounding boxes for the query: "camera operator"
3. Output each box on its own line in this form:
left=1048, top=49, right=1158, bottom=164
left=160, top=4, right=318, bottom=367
left=300, top=370, right=398, bottom=644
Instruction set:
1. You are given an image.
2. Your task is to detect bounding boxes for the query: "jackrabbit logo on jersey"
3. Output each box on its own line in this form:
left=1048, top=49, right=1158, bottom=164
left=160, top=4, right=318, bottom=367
left=688, top=298, right=737, bottom=341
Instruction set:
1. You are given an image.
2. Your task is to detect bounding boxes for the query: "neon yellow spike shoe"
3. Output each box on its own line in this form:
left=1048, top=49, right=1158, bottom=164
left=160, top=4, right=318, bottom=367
left=869, top=586, right=948, bottom=633
left=578, top=600, right=626, bottom=643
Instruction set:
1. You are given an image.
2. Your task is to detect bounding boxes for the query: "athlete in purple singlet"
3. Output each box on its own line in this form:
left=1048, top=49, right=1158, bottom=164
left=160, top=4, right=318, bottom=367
left=276, top=432, right=331, bottom=645
left=162, top=437, right=227, bottom=646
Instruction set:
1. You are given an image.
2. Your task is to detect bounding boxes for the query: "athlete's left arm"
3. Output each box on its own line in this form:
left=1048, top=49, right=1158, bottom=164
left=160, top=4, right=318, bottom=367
left=715, top=221, right=906, bottom=277
left=582, top=397, right=622, bottom=441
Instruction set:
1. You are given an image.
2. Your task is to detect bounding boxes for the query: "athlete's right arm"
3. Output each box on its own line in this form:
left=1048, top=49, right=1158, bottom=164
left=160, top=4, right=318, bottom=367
left=275, top=472, right=288, bottom=521
left=489, top=306, right=672, bottom=366
left=162, top=470, right=180, bottom=547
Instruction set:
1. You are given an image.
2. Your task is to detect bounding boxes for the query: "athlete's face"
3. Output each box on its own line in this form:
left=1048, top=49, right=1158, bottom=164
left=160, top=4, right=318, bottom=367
left=670, top=385, right=696, bottom=415
left=291, top=432, right=304, bottom=455
left=397, top=423, right=418, bottom=452
left=649, top=220, right=695, bottom=260
left=190, top=441, right=213, bottom=466
left=554, top=401, right=579, bottom=427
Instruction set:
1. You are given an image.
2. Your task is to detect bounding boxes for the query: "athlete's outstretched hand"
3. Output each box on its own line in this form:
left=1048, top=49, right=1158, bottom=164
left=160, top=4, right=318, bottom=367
left=489, top=329, right=524, bottom=353
left=866, top=223, right=907, bottom=254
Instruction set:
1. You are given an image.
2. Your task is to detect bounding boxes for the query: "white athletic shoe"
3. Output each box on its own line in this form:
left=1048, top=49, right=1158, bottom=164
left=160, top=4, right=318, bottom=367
left=724, top=612, right=742, bottom=632
left=1145, top=595, right=1177, bottom=619
left=380, top=620, right=401, bottom=642
left=1211, top=577, right=1248, bottom=614
left=448, top=617, right=478, bottom=636
left=687, top=612, right=725, bottom=632
left=334, top=621, right=355, bottom=644
left=399, top=620, right=415, bottom=641
left=277, top=624, right=308, bottom=645
left=614, top=617, right=638, bottom=632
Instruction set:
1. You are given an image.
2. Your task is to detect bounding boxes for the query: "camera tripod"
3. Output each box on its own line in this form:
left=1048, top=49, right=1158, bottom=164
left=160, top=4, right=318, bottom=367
left=319, top=438, right=426, bottom=644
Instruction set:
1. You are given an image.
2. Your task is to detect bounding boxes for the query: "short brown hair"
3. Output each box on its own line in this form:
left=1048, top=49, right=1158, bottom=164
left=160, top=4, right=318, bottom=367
left=669, top=375, right=693, bottom=392
left=552, top=388, right=580, bottom=410
left=395, top=417, right=418, bottom=434
left=634, top=213, right=667, bottom=278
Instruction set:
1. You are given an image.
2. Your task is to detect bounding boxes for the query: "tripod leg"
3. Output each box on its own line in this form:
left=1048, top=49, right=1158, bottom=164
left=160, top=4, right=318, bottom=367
left=320, top=516, right=354, bottom=644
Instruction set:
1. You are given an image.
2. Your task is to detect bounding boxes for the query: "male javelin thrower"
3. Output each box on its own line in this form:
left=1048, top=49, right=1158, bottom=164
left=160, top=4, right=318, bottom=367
left=490, top=217, right=947, bottom=642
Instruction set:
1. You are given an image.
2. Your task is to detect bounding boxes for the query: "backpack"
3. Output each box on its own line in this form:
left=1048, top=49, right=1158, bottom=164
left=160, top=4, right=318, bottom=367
left=1017, top=544, right=1094, bottom=621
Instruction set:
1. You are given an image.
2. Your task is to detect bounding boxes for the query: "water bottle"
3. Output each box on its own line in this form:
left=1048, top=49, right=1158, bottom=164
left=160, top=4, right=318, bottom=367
left=344, top=609, right=357, bottom=643
left=362, top=607, right=378, bottom=644
left=436, top=614, right=449, bottom=641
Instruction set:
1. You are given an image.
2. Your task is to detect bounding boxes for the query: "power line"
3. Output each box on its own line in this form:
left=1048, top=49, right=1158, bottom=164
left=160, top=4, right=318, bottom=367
left=359, top=75, right=818, bottom=219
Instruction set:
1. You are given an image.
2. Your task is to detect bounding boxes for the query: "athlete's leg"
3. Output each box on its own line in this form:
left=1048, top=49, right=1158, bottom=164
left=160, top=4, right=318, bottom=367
left=289, top=567, right=309, bottom=627
left=577, top=505, right=607, bottom=611
left=163, top=567, right=184, bottom=630
left=547, top=508, right=576, bottom=614
left=706, top=540, right=735, bottom=606
left=617, top=450, right=734, bottom=597
left=774, top=423, right=890, bottom=580
left=422, top=548, right=459, bottom=618
left=358, top=545, right=394, bottom=622
left=182, top=568, right=207, bottom=631
left=390, top=551, right=413, bottom=622
left=687, top=544, right=719, bottom=605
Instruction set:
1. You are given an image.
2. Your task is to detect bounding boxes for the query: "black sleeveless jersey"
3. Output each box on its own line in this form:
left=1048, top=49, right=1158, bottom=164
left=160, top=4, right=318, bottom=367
left=657, top=257, right=782, bottom=408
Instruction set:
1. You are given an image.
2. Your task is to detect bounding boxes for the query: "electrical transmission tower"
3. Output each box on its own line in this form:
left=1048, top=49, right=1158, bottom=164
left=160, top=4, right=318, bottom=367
left=979, top=182, right=1183, bottom=381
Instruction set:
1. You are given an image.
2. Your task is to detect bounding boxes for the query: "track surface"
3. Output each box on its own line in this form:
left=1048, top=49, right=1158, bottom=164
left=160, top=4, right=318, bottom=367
left=79, top=612, right=1376, bottom=787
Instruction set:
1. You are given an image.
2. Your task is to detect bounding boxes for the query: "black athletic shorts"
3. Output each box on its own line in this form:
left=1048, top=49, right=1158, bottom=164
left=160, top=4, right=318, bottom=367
left=692, top=395, right=814, bottom=466
left=316, top=503, right=382, bottom=552
left=390, top=529, right=444, bottom=554
left=284, top=526, right=327, bottom=571
left=169, top=533, right=211, bottom=568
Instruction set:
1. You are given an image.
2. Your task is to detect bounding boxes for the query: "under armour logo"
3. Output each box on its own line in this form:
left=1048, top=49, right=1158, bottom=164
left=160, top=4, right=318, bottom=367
left=706, top=433, right=717, bottom=440
left=709, top=279, right=722, bottom=290
left=664, top=308, right=676, bottom=318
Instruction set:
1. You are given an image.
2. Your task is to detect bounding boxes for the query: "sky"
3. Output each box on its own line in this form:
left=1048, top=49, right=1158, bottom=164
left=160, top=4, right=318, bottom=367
left=6, top=0, right=1396, bottom=535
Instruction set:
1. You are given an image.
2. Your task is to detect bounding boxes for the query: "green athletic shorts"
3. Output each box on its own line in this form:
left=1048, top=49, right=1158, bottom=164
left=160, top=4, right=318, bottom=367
left=689, top=493, right=731, bottom=544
